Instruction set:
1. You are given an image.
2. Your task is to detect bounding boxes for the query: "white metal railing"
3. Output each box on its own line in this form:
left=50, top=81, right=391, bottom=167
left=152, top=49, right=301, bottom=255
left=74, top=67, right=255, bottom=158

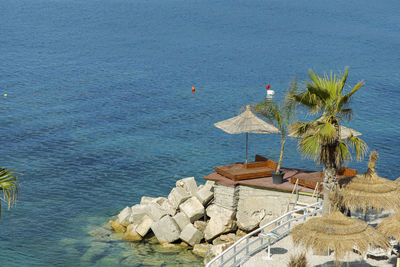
left=205, top=200, right=323, bottom=267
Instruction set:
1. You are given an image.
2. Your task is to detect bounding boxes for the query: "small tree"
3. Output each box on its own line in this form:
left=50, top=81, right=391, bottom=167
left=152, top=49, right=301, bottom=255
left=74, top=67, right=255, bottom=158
left=0, top=167, right=19, bottom=219
left=254, top=80, right=297, bottom=174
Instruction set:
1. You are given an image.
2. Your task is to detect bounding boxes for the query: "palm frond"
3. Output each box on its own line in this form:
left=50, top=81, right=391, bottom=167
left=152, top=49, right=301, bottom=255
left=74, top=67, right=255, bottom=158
left=338, top=140, right=351, bottom=162
left=345, top=135, right=368, bottom=161
left=0, top=167, right=20, bottom=215
left=338, top=67, right=349, bottom=95
left=316, top=121, right=338, bottom=143
left=338, top=80, right=365, bottom=108
left=298, top=133, right=321, bottom=161
left=337, top=108, right=353, bottom=122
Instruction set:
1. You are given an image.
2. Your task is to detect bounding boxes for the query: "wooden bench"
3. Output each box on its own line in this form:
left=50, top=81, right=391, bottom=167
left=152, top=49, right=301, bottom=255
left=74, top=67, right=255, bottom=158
left=214, top=156, right=278, bottom=181
left=290, top=168, right=358, bottom=191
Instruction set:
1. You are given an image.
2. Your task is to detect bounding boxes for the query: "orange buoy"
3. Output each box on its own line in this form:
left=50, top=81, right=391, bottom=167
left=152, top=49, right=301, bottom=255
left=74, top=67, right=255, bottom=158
left=192, top=86, right=195, bottom=95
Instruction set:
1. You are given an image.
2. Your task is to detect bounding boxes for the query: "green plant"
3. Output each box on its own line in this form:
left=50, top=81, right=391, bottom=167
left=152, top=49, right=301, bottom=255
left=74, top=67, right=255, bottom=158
left=254, top=80, right=297, bottom=173
left=0, top=167, right=19, bottom=219
left=289, top=67, right=367, bottom=215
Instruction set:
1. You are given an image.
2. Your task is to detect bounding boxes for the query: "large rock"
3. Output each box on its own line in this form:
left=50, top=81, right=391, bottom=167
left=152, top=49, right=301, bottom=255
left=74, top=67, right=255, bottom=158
left=160, top=199, right=177, bottom=216
left=123, top=224, right=142, bottom=241
left=118, top=206, right=133, bottom=227
left=179, top=224, right=203, bottom=246
left=206, top=204, right=231, bottom=218
left=135, top=214, right=154, bottom=237
left=145, top=202, right=168, bottom=221
left=179, top=197, right=205, bottom=223
left=193, top=243, right=211, bottom=257
left=204, top=206, right=236, bottom=241
left=131, top=204, right=149, bottom=223
left=205, top=180, right=215, bottom=188
left=140, top=196, right=155, bottom=205
left=172, top=212, right=191, bottom=231
left=195, top=185, right=214, bottom=206
left=212, top=233, right=240, bottom=245
left=204, top=242, right=234, bottom=265
left=151, top=215, right=181, bottom=243
left=236, top=196, right=283, bottom=231
left=176, top=177, right=198, bottom=196
left=168, top=187, right=191, bottom=209
left=194, top=220, right=207, bottom=233
left=237, top=209, right=266, bottom=232
left=109, top=219, right=126, bottom=233
left=148, top=197, right=177, bottom=216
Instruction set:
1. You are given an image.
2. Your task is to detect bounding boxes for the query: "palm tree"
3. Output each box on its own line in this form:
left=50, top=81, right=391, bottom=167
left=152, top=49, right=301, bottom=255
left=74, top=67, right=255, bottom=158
left=0, top=167, right=19, bottom=219
left=254, top=80, right=297, bottom=175
left=289, top=67, right=367, bottom=215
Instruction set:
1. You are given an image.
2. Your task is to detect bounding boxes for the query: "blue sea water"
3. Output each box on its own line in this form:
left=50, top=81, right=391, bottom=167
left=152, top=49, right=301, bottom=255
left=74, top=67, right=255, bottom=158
left=0, top=0, right=399, bottom=265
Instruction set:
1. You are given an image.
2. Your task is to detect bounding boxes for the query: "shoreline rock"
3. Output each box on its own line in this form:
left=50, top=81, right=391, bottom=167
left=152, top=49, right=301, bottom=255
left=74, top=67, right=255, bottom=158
left=107, top=177, right=277, bottom=264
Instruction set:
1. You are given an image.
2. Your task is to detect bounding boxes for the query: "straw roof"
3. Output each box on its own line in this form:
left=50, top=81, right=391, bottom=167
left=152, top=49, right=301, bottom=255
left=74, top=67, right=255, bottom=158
left=377, top=211, right=400, bottom=241
left=291, top=211, right=390, bottom=262
left=214, top=105, right=279, bottom=134
left=338, top=151, right=400, bottom=212
left=288, top=117, right=361, bottom=140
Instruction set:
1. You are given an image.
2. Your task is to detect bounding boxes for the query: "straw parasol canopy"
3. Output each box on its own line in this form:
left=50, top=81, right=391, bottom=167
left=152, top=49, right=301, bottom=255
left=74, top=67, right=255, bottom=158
left=338, top=151, right=400, bottom=212
left=288, top=116, right=361, bottom=140
left=214, top=105, right=279, bottom=162
left=291, top=210, right=391, bottom=262
left=377, top=211, right=400, bottom=241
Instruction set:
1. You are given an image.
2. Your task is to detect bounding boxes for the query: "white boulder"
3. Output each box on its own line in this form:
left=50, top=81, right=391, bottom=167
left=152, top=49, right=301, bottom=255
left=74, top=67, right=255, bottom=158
left=237, top=209, right=266, bottom=232
left=151, top=215, right=181, bottom=243
left=204, top=242, right=234, bottom=265
left=194, top=220, right=207, bottom=233
left=160, top=199, right=176, bottom=216
left=118, top=206, right=132, bottom=227
left=172, top=212, right=191, bottom=231
left=145, top=202, right=168, bottom=221
left=195, top=185, right=214, bottom=206
left=179, top=197, right=205, bottom=223
left=168, top=187, right=191, bottom=209
left=204, top=206, right=236, bottom=241
left=193, top=243, right=211, bottom=257
left=140, top=196, right=155, bottom=205
left=134, top=214, right=154, bottom=237
left=179, top=224, right=203, bottom=246
left=131, top=204, right=149, bottom=223
left=176, top=177, right=198, bottom=196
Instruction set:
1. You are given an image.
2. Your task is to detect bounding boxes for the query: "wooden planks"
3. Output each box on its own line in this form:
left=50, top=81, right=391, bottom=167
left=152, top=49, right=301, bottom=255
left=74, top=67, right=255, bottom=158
left=215, top=163, right=273, bottom=181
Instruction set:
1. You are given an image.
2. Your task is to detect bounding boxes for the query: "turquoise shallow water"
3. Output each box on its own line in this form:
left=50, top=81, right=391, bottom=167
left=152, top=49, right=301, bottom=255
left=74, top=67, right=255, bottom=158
left=0, top=0, right=399, bottom=265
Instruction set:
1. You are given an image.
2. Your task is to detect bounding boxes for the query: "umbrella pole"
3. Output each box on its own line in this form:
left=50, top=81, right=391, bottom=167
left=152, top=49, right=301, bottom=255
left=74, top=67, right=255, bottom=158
left=245, top=133, right=248, bottom=163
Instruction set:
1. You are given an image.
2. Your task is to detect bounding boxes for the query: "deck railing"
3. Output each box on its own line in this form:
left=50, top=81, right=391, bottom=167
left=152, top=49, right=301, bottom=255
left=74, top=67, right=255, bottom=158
left=205, top=200, right=323, bottom=267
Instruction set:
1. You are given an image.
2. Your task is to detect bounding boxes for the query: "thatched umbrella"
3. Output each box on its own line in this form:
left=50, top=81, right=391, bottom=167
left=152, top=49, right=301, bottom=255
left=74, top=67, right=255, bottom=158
left=288, top=116, right=361, bottom=140
left=377, top=211, right=400, bottom=241
left=338, top=151, right=400, bottom=212
left=214, top=105, right=279, bottom=163
left=377, top=211, right=400, bottom=267
left=291, top=210, right=390, bottom=262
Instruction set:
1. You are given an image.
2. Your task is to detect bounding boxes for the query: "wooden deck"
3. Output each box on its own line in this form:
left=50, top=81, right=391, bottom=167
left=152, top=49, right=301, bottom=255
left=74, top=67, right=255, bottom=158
left=204, top=167, right=320, bottom=195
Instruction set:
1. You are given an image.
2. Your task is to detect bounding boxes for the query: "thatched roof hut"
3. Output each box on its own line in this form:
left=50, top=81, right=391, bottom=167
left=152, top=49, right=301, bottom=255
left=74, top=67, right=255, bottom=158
left=377, top=211, right=400, bottom=241
left=338, top=151, right=400, bottom=212
left=291, top=210, right=390, bottom=262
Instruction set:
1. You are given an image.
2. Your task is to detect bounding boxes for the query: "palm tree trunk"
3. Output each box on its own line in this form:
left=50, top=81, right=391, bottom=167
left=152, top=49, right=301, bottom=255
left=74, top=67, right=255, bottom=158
left=322, top=165, right=337, bottom=216
left=276, top=138, right=286, bottom=173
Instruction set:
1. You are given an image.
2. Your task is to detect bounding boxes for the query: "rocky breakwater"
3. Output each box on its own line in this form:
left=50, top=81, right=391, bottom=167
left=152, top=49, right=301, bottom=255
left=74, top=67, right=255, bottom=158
left=108, top=177, right=244, bottom=264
